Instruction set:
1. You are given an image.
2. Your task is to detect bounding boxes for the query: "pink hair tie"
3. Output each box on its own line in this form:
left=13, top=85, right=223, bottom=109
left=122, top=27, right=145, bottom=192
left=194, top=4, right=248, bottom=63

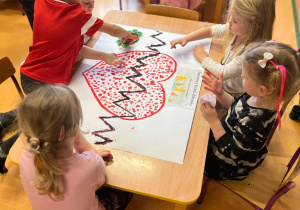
left=58, top=125, right=65, bottom=142
left=258, top=52, right=286, bottom=130
left=274, top=65, right=286, bottom=130
left=29, top=137, right=40, bottom=154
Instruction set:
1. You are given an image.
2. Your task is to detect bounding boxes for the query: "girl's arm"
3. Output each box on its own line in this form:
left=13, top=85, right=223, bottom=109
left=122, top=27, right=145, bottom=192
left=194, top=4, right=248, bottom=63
left=215, top=90, right=234, bottom=110
left=170, top=23, right=227, bottom=49
left=170, top=27, right=212, bottom=49
left=73, top=132, right=94, bottom=153
left=199, top=55, right=244, bottom=81
left=78, top=45, right=125, bottom=66
left=202, top=73, right=233, bottom=109
left=98, top=22, right=134, bottom=46
left=192, top=23, right=243, bottom=81
left=73, top=132, right=113, bottom=163
left=200, top=102, right=226, bottom=140
left=184, top=27, right=212, bottom=42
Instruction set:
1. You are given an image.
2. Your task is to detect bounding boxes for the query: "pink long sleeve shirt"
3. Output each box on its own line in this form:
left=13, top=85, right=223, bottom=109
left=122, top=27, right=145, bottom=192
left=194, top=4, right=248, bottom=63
left=20, top=148, right=106, bottom=210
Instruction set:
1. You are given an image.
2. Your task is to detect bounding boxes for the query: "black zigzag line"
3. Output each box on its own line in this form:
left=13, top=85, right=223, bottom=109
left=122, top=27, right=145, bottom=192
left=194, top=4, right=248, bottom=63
left=93, top=115, right=132, bottom=145
left=112, top=31, right=166, bottom=111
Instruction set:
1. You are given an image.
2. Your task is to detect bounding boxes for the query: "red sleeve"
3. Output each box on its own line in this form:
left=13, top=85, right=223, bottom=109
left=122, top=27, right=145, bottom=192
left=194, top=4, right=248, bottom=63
left=80, top=10, right=104, bottom=37
left=86, top=18, right=103, bottom=37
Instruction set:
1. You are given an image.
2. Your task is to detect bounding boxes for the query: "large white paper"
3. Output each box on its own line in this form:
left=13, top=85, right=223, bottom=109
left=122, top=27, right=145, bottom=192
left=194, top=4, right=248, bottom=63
left=68, top=25, right=212, bottom=163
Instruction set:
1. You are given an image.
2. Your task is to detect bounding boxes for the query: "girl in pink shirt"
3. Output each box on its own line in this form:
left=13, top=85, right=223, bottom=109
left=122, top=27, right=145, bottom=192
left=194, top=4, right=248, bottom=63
left=18, top=85, right=113, bottom=210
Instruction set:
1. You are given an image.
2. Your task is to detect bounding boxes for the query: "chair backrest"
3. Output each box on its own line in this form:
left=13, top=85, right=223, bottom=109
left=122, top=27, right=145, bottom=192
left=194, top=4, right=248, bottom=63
left=145, top=4, right=200, bottom=21
left=266, top=89, right=300, bottom=146
left=0, top=57, right=24, bottom=99
left=159, top=0, right=203, bottom=10
left=266, top=108, right=285, bottom=146
left=279, top=147, right=300, bottom=189
left=0, top=57, right=16, bottom=84
left=199, top=146, right=300, bottom=210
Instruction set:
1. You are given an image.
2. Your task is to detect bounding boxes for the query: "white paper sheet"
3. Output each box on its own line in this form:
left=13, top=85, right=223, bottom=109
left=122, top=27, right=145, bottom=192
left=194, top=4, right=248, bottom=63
left=68, top=25, right=212, bottom=163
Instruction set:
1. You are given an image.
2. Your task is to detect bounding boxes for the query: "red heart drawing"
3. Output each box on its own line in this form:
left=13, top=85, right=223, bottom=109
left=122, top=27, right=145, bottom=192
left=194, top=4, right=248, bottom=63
left=83, top=51, right=177, bottom=120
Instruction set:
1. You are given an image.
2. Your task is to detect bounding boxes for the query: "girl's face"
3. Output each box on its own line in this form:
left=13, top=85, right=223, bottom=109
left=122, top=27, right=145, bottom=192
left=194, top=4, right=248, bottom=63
left=228, top=9, right=249, bottom=37
left=81, top=0, right=94, bottom=12
left=241, top=64, right=262, bottom=97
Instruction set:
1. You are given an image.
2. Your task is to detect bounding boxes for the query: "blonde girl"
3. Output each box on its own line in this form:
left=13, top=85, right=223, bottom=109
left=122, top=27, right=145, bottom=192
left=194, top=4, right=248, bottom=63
left=200, top=42, right=300, bottom=181
left=170, top=0, right=276, bottom=95
left=18, top=85, right=112, bottom=210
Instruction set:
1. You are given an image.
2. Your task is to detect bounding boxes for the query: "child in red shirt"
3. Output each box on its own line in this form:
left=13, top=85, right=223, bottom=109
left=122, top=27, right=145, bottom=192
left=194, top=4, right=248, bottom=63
left=20, top=0, right=133, bottom=94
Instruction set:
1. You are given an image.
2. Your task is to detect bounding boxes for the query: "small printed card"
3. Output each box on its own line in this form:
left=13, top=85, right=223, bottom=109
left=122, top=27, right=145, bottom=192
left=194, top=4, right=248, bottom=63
left=167, top=67, right=203, bottom=110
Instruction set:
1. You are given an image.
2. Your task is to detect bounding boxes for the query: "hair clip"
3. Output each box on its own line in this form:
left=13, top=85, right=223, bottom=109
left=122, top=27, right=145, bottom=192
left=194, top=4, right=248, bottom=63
left=258, top=52, right=273, bottom=68
left=29, top=137, right=40, bottom=154
left=58, top=125, right=65, bottom=142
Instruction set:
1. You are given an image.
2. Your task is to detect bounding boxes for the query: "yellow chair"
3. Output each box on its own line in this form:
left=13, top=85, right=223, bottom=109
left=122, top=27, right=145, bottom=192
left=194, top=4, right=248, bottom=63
left=198, top=146, right=300, bottom=210
left=0, top=57, right=24, bottom=99
left=144, top=0, right=201, bottom=21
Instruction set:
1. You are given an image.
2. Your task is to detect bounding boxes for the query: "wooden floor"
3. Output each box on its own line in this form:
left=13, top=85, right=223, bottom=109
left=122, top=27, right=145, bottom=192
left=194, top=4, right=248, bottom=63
left=0, top=0, right=299, bottom=209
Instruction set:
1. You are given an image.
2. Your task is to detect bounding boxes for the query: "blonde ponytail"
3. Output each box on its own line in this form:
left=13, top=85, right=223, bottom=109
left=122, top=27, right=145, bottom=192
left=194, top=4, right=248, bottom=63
left=18, top=85, right=82, bottom=201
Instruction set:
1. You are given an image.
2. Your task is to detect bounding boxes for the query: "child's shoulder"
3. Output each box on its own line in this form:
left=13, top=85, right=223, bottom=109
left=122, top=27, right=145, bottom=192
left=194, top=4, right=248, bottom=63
left=211, top=22, right=229, bottom=31
left=236, top=93, right=276, bottom=122
left=74, top=150, right=103, bottom=163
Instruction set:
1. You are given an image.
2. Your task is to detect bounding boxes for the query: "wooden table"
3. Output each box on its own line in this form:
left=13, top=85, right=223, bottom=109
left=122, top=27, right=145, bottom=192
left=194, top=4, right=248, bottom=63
left=9, top=10, right=223, bottom=210
left=88, top=10, right=223, bottom=209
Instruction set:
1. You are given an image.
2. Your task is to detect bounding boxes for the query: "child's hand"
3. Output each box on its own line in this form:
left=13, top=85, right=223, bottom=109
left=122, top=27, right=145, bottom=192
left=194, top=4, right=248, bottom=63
left=119, top=31, right=134, bottom=46
left=170, top=37, right=188, bottom=49
left=202, top=72, right=223, bottom=97
left=104, top=53, right=125, bottom=67
left=200, top=102, right=218, bottom=123
left=96, top=149, right=113, bottom=165
left=193, top=44, right=208, bottom=62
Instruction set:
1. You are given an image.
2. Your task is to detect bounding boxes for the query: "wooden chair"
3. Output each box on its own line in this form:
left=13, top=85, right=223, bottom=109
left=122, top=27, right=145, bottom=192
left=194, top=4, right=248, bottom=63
left=145, top=0, right=201, bottom=21
left=198, top=146, right=300, bottom=210
left=0, top=57, right=24, bottom=99
left=17, top=0, right=26, bottom=16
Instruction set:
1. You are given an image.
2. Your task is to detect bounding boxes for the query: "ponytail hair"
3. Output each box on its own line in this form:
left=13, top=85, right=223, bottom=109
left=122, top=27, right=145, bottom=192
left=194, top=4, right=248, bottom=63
left=18, top=85, right=83, bottom=201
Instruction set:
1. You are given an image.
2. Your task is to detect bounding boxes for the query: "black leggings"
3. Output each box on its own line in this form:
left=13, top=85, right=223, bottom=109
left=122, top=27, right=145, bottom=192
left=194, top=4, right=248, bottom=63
left=0, top=132, right=20, bottom=155
left=0, top=110, right=17, bottom=128
left=21, top=73, right=47, bottom=95
left=96, top=187, right=133, bottom=210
